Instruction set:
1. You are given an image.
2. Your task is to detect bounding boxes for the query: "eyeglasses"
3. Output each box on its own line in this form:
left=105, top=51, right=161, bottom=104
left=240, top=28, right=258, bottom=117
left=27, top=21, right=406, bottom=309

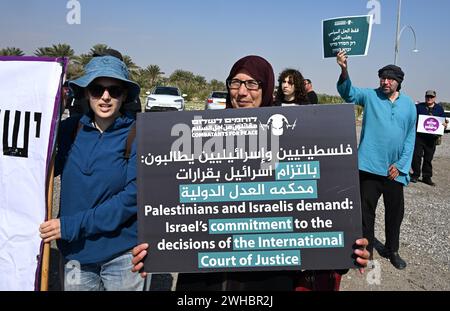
left=87, top=84, right=125, bottom=98
left=227, top=79, right=261, bottom=90
left=426, top=96, right=435, bottom=99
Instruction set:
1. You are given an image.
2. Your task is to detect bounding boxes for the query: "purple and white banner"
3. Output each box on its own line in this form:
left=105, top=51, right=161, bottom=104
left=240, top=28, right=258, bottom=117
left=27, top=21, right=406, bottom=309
left=0, top=57, right=64, bottom=290
left=417, top=114, right=445, bottom=136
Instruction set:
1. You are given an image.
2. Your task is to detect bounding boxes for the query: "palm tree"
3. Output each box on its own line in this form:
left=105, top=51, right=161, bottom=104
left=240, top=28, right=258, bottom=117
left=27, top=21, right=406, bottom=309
left=34, top=47, right=51, bottom=57
left=146, top=65, right=164, bottom=87
left=170, top=69, right=195, bottom=82
left=209, top=79, right=226, bottom=91
left=170, top=70, right=203, bottom=100
left=34, top=43, right=74, bottom=58
left=193, top=75, right=207, bottom=86
left=122, top=55, right=139, bottom=73
left=0, top=47, right=25, bottom=56
left=132, top=65, right=163, bottom=92
left=33, top=44, right=79, bottom=79
left=67, top=64, right=84, bottom=80
left=193, top=75, right=208, bottom=100
left=89, top=44, right=109, bottom=56
left=87, top=44, right=138, bottom=69
left=72, top=53, right=92, bottom=67
left=132, top=69, right=147, bottom=92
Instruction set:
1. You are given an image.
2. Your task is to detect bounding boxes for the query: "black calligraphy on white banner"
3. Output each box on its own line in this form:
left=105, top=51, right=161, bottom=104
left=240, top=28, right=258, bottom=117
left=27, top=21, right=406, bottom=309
left=1, top=110, right=42, bottom=158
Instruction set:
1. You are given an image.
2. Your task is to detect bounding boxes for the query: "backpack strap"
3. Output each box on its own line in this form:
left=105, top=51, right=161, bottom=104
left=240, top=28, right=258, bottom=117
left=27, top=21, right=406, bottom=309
left=124, top=123, right=136, bottom=160
left=74, top=121, right=83, bottom=140
left=71, top=115, right=83, bottom=143
left=72, top=119, right=136, bottom=160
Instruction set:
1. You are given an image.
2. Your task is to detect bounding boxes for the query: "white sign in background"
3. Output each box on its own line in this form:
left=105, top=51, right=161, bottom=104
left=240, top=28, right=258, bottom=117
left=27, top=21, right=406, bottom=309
left=0, top=59, right=62, bottom=290
left=417, top=114, right=445, bottom=136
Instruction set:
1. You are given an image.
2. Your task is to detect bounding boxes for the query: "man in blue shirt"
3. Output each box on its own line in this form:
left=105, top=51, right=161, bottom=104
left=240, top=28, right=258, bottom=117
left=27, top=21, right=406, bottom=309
left=411, top=90, right=448, bottom=186
left=336, top=50, right=416, bottom=270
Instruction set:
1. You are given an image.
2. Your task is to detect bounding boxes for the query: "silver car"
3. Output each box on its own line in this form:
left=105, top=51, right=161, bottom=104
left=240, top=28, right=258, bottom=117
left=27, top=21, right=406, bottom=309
left=205, top=91, right=227, bottom=110
left=145, top=86, right=186, bottom=112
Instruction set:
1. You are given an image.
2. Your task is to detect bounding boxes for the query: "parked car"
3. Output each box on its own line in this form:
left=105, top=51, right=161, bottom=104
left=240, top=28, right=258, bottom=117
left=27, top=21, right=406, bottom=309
left=145, top=86, right=186, bottom=112
left=445, top=110, right=450, bottom=133
left=205, top=91, right=227, bottom=110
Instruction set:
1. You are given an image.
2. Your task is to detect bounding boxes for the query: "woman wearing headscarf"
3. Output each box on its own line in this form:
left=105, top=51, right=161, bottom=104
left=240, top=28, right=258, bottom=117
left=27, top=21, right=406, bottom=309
left=178, top=55, right=292, bottom=290
left=132, top=55, right=370, bottom=290
left=39, top=56, right=145, bottom=291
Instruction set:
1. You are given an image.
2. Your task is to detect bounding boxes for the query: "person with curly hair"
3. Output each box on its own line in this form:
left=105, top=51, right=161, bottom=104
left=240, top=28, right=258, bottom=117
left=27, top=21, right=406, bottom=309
left=274, top=68, right=310, bottom=106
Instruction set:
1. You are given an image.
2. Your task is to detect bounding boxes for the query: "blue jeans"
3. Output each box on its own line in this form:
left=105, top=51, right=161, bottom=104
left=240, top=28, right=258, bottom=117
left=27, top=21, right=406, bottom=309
left=64, top=251, right=147, bottom=291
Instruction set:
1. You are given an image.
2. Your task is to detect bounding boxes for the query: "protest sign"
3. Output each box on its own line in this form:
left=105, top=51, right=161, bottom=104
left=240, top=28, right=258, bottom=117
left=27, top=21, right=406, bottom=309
left=323, top=15, right=373, bottom=58
left=417, top=114, right=445, bottom=136
left=0, top=57, right=64, bottom=290
left=137, top=104, right=362, bottom=272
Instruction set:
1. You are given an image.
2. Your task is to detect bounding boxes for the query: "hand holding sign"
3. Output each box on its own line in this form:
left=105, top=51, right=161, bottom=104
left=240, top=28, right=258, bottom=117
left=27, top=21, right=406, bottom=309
left=39, top=219, right=61, bottom=243
left=417, top=115, right=446, bottom=136
left=131, top=243, right=149, bottom=278
left=336, top=50, right=348, bottom=69
left=323, top=15, right=373, bottom=58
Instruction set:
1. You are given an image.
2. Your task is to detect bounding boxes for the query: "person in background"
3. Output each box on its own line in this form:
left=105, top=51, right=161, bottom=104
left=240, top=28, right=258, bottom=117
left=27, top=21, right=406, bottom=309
left=132, top=55, right=370, bottom=291
left=336, top=50, right=416, bottom=270
left=274, top=68, right=309, bottom=106
left=410, top=90, right=448, bottom=186
left=304, top=78, right=318, bottom=105
left=39, top=55, right=145, bottom=290
left=61, top=80, right=74, bottom=120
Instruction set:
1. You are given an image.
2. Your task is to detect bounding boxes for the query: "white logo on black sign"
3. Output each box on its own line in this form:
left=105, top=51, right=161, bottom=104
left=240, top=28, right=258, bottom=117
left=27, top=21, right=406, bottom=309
left=260, top=114, right=297, bottom=136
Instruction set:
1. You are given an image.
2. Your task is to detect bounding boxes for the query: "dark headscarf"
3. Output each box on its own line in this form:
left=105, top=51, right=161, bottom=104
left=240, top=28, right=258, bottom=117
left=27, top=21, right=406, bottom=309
left=225, top=55, right=275, bottom=108
left=378, top=64, right=405, bottom=91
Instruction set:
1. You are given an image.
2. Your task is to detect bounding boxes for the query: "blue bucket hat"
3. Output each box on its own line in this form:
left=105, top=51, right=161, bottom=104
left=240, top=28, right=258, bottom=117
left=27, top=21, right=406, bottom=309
left=69, top=55, right=140, bottom=102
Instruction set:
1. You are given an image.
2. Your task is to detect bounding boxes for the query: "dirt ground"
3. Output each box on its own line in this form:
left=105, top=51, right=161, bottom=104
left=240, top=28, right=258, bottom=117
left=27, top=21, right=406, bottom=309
left=49, top=125, right=450, bottom=291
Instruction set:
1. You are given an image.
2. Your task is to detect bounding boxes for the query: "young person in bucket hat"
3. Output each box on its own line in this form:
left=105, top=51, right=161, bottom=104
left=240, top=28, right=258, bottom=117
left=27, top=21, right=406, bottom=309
left=68, top=49, right=142, bottom=119
left=39, top=56, right=146, bottom=290
left=336, top=50, right=416, bottom=270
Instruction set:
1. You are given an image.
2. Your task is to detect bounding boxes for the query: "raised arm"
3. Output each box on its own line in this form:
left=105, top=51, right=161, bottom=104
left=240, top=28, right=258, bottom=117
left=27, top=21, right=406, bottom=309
left=337, top=50, right=349, bottom=83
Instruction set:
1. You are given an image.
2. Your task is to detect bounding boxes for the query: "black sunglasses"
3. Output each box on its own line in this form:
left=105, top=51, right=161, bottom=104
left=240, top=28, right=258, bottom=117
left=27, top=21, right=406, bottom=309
left=87, top=84, right=125, bottom=98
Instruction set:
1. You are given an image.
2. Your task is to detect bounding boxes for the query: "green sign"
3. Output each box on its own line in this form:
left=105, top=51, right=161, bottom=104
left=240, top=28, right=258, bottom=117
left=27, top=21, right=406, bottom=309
left=323, top=15, right=373, bottom=58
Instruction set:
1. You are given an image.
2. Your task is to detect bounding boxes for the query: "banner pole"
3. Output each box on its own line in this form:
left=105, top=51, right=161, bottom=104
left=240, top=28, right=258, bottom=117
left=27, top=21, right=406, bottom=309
left=40, top=156, right=55, bottom=291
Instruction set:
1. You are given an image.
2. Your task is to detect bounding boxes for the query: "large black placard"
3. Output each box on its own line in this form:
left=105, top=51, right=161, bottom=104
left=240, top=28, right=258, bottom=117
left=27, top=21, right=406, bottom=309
left=137, top=104, right=361, bottom=273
